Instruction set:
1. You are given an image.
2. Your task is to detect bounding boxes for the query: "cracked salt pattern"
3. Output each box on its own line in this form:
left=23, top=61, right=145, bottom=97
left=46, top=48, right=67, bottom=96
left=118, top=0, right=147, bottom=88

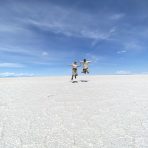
left=0, top=75, right=148, bottom=148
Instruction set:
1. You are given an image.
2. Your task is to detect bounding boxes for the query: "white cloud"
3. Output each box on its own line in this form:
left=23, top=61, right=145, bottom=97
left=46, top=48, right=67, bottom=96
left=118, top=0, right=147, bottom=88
left=91, top=27, right=117, bottom=46
left=0, top=72, right=34, bottom=77
left=16, top=73, right=34, bottom=77
left=117, top=50, right=127, bottom=54
left=114, top=39, right=146, bottom=55
left=0, top=72, right=15, bottom=77
left=29, top=18, right=114, bottom=40
left=110, top=13, right=125, bottom=20
left=124, top=42, right=142, bottom=51
left=0, top=24, right=21, bottom=33
left=0, top=1, right=124, bottom=56
left=116, top=70, right=131, bottom=75
left=80, top=30, right=111, bottom=40
left=0, top=46, right=29, bottom=54
left=0, top=46, right=41, bottom=58
left=0, top=46, right=59, bottom=62
left=42, top=51, right=49, bottom=56
left=20, top=3, right=119, bottom=42
left=0, top=63, right=24, bottom=68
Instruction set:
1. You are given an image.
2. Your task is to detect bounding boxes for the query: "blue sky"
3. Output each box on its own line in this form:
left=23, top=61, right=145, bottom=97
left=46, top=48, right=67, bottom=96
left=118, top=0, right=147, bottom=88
left=0, top=0, right=148, bottom=77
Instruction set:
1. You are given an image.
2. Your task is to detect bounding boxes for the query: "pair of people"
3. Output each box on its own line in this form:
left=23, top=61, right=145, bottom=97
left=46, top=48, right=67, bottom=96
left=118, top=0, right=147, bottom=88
left=71, top=59, right=91, bottom=80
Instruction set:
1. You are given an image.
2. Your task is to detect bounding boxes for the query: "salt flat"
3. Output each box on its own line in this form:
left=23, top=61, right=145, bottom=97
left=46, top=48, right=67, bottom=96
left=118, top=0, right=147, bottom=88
left=0, top=75, right=148, bottom=148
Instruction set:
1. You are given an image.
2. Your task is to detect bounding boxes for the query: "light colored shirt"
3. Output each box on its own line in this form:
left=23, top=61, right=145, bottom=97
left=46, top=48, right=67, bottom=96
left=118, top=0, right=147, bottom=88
left=72, top=64, right=78, bottom=69
left=81, top=61, right=91, bottom=69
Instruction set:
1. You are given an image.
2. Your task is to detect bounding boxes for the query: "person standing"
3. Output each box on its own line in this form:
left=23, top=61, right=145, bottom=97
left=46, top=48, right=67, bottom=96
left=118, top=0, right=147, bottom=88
left=70, top=61, right=80, bottom=81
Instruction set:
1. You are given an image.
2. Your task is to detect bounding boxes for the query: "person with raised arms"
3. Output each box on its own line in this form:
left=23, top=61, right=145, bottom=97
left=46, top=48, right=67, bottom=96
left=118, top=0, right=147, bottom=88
left=70, top=61, right=80, bottom=82
left=80, top=59, right=91, bottom=74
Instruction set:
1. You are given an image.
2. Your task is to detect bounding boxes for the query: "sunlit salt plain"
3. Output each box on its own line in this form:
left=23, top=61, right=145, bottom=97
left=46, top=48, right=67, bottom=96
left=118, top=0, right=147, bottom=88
left=0, top=75, right=148, bottom=148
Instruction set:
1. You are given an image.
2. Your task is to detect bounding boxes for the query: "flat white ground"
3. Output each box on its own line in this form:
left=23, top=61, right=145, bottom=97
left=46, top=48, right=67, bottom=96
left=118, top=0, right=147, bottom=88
left=0, top=75, right=148, bottom=148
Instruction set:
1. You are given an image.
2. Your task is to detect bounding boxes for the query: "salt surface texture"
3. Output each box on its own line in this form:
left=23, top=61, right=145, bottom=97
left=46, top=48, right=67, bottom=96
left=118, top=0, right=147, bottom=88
left=0, top=75, right=148, bottom=148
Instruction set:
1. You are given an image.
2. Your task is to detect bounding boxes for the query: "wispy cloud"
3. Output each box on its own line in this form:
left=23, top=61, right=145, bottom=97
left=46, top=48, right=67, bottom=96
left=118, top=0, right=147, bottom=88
left=0, top=72, right=34, bottom=77
left=0, top=46, right=36, bottom=56
left=91, top=27, right=117, bottom=46
left=19, top=4, right=121, bottom=42
left=116, top=70, right=131, bottom=75
left=0, top=63, right=24, bottom=68
left=117, top=50, right=127, bottom=54
left=124, top=41, right=143, bottom=52
left=80, top=29, right=113, bottom=40
left=42, top=51, right=49, bottom=56
left=110, top=13, right=125, bottom=20
left=0, top=0, right=148, bottom=75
